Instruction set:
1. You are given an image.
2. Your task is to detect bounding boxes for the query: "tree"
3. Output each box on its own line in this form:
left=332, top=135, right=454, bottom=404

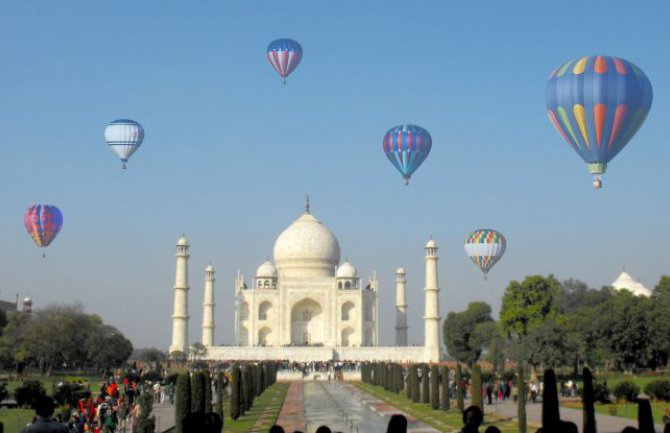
left=134, top=392, right=156, bottom=433
left=241, top=366, right=251, bottom=411
left=175, top=372, right=191, bottom=433
left=204, top=369, right=213, bottom=413
left=410, top=365, right=420, bottom=403
left=517, top=362, right=526, bottom=433
left=430, top=365, right=439, bottom=410
left=500, top=275, right=563, bottom=339
left=456, top=364, right=464, bottom=412
left=443, top=302, right=494, bottom=366
left=214, top=372, right=225, bottom=428
left=441, top=366, right=450, bottom=411
left=471, top=364, right=483, bottom=411
left=85, top=325, right=133, bottom=370
left=230, top=364, right=241, bottom=420
left=191, top=371, right=206, bottom=413
left=132, top=348, right=166, bottom=371
left=421, top=365, right=430, bottom=404
left=654, top=275, right=670, bottom=297
left=190, top=343, right=207, bottom=363
left=519, top=321, right=571, bottom=369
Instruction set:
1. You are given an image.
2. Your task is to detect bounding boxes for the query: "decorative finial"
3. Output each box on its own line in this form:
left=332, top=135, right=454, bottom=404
left=305, top=194, right=311, bottom=214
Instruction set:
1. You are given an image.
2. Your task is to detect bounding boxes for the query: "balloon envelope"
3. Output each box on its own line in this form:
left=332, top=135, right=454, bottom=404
left=382, top=124, right=432, bottom=185
left=267, top=39, right=303, bottom=82
left=464, top=229, right=506, bottom=276
left=24, top=204, right=63, bottom=249
left=105, top=119, right=144, bottom=168
left=546, top=55, right=652, bottom=186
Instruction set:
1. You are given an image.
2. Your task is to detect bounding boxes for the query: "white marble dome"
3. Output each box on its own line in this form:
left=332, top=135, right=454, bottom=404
left=396, top=266, right=406, bottom=274
left=177, top=235, right=189, bottom=246
left=274, top=212, right=341, bottom=278
left=336, top=261, right=358, bottom=279
left=256, top=261, right=278, bottom=278
left=611, top=271, right=651, bottom=297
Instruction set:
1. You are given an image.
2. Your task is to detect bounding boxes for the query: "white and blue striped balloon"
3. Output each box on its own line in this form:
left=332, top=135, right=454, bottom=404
left=104, top=119, right=144, bottom=169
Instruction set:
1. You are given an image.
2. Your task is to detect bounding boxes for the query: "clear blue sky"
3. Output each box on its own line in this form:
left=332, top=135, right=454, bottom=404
left=0, top=1, right=668, bottom=349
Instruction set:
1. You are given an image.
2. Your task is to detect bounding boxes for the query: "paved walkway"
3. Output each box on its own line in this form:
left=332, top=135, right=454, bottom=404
left=151, top=401, right=176, bottom=433
left=485, top=399, right=665, bottom=433
left=276, top=381, right=307, bottom=432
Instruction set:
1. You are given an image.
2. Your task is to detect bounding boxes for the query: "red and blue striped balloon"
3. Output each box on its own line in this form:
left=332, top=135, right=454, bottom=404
left=267, top=39, right=302, bottom=84
left=382, top=124, right=432, bottom=185
left=546, top=55, right=653, bottom=188
left=24, top=204, right=63, bottom=256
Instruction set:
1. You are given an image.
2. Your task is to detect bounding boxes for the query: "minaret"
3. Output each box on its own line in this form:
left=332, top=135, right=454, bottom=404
left=424, top=239, right=441, bottom=360
left=202, top=264, right=215, bottom=347
left=395, top=267, right=408, bottom=346
left=169, top=235, right=190, bottom=354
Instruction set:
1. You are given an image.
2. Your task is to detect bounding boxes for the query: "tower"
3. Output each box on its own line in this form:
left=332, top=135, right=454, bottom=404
left=395, top=267, right=408, bottom=346
left=424, top=239, right=441, bottom=360
left=202, top=264, right=215, bottom=347
left=169, top=235, right=190, bottom=354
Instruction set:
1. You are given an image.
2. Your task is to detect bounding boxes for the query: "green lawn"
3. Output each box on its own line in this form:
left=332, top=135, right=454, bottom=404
left=224, top=383, right=288, bottom=433
left=355, top=383, right=524, bottom=433
left=0, top=408, right=36, bottom=433
left=562, top=400, right=670, bottom=425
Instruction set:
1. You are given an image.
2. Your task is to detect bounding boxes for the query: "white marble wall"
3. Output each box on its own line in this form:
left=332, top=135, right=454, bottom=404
left=203, top=346, right=440, bottom=363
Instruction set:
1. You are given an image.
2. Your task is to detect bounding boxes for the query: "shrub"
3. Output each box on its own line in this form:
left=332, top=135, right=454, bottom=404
left=613, top=381, right=640, bottom=402
left=135, top=392, right=156, bottom=433
left=0, top=383, right=8, bottom=402
left=14, top=380, right=46, bottom=408
left=430, top=365, right=439, bottom=410
left=644, top=380, right=670, bottom=401
left=230, top=365, right=241, bottom=420
left=191, top=371, right=206, bottom=413
left=53, top=382, right=90, bottom=406
left=593, top=380, right=611, bottom=404
left=471, top=364, right=483, bottom=411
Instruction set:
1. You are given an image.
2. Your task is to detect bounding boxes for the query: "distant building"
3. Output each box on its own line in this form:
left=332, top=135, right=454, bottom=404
left=0, top=295, right=33, bottom=316
left=611, top=271, right=652, bottom=297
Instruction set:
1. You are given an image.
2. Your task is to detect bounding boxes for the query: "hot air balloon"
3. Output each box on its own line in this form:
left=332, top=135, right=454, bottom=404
left=382, top=124, right=432, bottom=185
left=464, top=229, right=506, bottom=280
left=105, top=119, right=144, bottom=169
left=546, top=55, right=653, bottom=189
left=266, top=39, right=303, bottom=84
left=24, top=204, right=63, bottom=257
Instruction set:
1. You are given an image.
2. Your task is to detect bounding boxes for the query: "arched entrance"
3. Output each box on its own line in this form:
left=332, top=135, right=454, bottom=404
left=341, top=327, right=355, bottom=347
left=258, top=327, right=272, bottom=346
left=290, top=298, right=323, bottom=345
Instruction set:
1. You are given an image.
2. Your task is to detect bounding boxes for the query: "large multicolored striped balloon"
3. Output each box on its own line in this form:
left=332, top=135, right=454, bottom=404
left=24, top=204, right=63, bottom=257
left=105, top=119, right=144, bottom=169
left=464, top=229, right=506, bottom=279
left=546, top=55, right=653, bottom=189
left=382, top=124, right=432, bottom=185
left=267, top=39, right=302, bottom=84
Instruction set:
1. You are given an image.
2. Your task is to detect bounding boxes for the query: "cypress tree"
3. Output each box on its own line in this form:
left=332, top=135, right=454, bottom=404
left=517, top=362, right=527, bottom=433
left=191, top=371, right=206, bottom=413
left=422, top=364, right=430, bottom=404
left=135, top=392, right=156, bottom=433
left=406, top=366, right=411, bottom=399
left=214, top=372, right=224, bottom=425
left=204, top=369, right=213, bottom=413
left=230, top=364, right=241, bottom=420
left=582, top=367, right=596, bottom=433
left=259, top=363, right=265, bottom=394
left=382, top=362, right=389, bottom=391
left=472, top=364, right=483, bottom=412
left=441, top=366, right=450, bottom=411
left=241, top=366, right=252, bottom=411
left=430, top=365, right=440, bottom=410
left=456, top=364, right=464, bottom=412
left=411, top=365, right=420, bottom=403
left=175, top=372, right=191, bottom=433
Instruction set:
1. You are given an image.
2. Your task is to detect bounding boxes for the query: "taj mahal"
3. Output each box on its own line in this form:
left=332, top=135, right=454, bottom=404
left=168, top=201, right=442, bottom=363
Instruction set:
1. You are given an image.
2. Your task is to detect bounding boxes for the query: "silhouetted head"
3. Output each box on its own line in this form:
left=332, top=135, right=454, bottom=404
left=664, top=422, right=670, bottom=433
left=205, top=412, right=223, bottom=433
left=387, top=414, right=408, bottom=433
left=182, top=411, right=207, bottom=432
left=269, top=425, right=285, bottom=433
left=620, top=428, right=639, bottom=433
left=34, top=394, right=56, bottom=418
left=315, top=426, right=331, bottom=433
left=484, top=427, right=501, bottom=433
left=559, top=422, right=578, bottom=433
left=462, top=406, right=484, bottom=432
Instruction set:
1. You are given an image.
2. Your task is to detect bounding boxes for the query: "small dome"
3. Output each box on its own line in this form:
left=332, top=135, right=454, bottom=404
left=256, top=261, right=278, bottom=278
left=177, top=235, right=189, bottom=246
left=205, top=264, right=214, bottom=272
left=274, top=212, right=340, bottom=278
left=23, top=297, right=32, bottom=304
left=426, top=239, right=437, bottom=248
left=337, top=262, right=358, bottom=279
left=611, top=271, right=651, bottom=297
left=396, top=266, right=406, bottom=274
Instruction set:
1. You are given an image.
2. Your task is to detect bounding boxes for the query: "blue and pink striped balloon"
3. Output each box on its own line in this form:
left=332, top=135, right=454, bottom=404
left=267, top=39, right=302, bottom=84
left=382, top=124, right=432, bottom=185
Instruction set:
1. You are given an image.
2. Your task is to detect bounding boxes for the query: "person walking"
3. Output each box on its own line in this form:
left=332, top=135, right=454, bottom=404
left=20, top=395, right=68, bottom=433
